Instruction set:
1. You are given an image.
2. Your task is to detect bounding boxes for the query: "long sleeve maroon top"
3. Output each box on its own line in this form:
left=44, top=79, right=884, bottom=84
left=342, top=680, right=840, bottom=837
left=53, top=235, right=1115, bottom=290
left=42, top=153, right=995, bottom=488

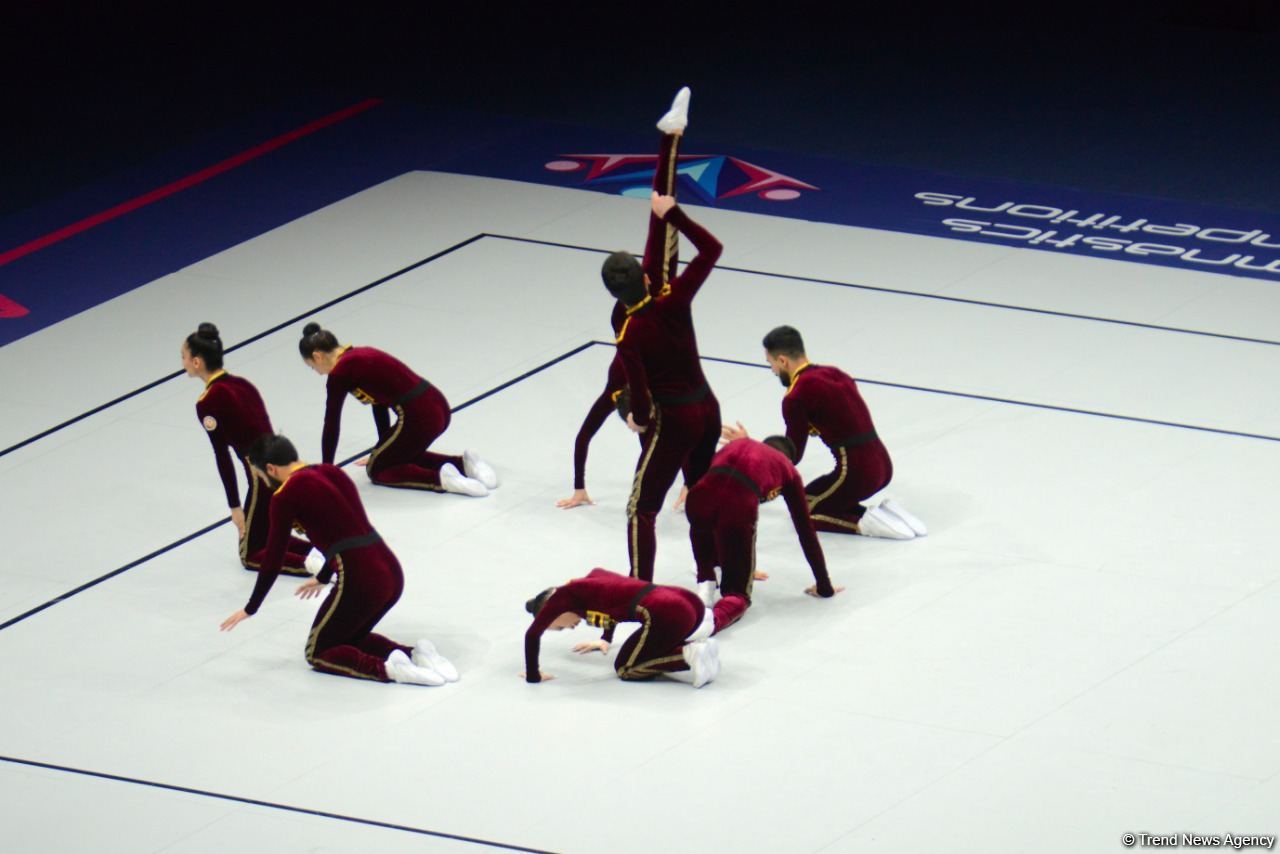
left=614, top=205, right=722, bottom=427
left=321, top=346, right=428, bottom=464
left=781, top=364, right=884, bottom=464
left=195, top=371, right=274, bottom=508
left=246, top=464, right=378, bottom=614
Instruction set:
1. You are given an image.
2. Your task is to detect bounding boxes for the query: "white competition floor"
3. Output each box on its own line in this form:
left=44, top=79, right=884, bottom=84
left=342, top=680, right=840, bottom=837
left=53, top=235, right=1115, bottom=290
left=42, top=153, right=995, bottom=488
left=1, top=173, right=1278, bottom=853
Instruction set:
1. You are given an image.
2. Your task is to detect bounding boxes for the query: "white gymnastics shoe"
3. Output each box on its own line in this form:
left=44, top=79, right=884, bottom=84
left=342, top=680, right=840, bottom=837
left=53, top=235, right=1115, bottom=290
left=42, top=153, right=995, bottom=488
left=412, top=639, right=459, bottom=682
left=463, top=449, right=499, bottom=489
left=440, top=463, right=488, bottom=497
left=879, top=498, right=927, bottom=537
left=696, top=579, right=719, bottom=607
left=657, top=86, right=691, bottom=134
left=857, top=505, right=916, bottom=540
left=384, top=649, right=445, bottom=686
left=682, top=638, right=720, bottom=688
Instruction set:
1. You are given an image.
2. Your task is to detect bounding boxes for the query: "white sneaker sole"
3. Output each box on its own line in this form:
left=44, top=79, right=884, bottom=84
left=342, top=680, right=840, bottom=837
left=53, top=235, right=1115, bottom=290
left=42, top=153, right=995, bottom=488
left=412, top=639, right=459, bottom=682
left=880, top=498, right=927, bottom=536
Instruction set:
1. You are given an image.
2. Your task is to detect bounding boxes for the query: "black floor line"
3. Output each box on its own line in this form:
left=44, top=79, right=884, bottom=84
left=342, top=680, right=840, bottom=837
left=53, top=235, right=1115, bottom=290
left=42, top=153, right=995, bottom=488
left=0, top=234, right=487, bottom=460
left=489, top=233, right=1280, bottom=348
left=0, top=755, right=556, bottom=853
left=0, top=341, right=601, bottom=635
left=693, top=351, right=1280, bottom=443
left=9, top=228, right=1271, bottom=463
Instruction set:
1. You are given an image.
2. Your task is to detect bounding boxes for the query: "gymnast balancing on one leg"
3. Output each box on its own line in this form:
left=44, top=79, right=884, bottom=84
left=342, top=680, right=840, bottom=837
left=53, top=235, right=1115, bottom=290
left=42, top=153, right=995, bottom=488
left=298, top=322, right=498, bottom=496
left=219, top=434, right=458, bottom=686
left=182, top=322, right=313, bottom=575
left=558, top=86, right=692, bottom=512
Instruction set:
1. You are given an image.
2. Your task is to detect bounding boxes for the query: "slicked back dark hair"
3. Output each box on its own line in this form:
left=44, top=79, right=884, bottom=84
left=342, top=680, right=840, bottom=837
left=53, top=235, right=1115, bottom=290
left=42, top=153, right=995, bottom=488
left=248, top=434, right=300, bottom=470
left=763, top=434, right=798, bottom=462
left=601, top=251, right=646, bottom=305
left=762, top=325, right=806, bottom=358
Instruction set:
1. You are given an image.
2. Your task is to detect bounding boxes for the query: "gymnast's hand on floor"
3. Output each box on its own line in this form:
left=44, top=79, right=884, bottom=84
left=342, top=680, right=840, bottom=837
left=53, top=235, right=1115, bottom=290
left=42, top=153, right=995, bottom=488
left=295, top=578, right=327, bottom=599
left=220, top=609, right=250, bottom=631
left=556, top=489, right=595, bottom=509
left=573, top=640, right=610, bottom=655
left=230, top=507, right=246, bottom=540
left=754, top=570, right=770, bottom=581
left=354, top=456, right=369, bottom=466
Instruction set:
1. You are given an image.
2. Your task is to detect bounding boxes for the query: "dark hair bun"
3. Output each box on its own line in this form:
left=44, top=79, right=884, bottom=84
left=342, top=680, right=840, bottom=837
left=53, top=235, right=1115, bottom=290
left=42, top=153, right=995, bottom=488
left=302, top=322, right=322, bottom=337
left=197, top=322, right=221, bottom=341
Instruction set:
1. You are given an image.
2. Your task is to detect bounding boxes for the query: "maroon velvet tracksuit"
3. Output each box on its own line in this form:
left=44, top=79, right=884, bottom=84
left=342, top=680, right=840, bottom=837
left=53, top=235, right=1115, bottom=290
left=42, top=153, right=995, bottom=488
left=321, top=346, right=463, bottom=491
left=615, top=203, right=723, bottom=581
left=249, top=464, right=414, bottom=681
left=686, top=439, right=834, bottom=633
left=525, top=568, right=705, bottom=683
left=783, top=363, right=894, bottom=533
left=573, top=130, right=685, bottom=492
left=196, top=371, right=311, bottom=575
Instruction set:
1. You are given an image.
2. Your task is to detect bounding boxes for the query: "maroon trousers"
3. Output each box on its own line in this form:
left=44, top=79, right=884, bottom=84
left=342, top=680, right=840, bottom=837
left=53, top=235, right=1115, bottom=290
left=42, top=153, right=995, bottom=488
left=366, top=387, right=464, bottom=491
left=241, top=464, right=312, bottom=575
left=306, top=544, right=412, bottom=681
left=687, top=472, right=757, bottom=633
left=807, top=442, right=894, bottom=534
left=614, top=587, right=703, bottom=680
left=627, top=396, right=721, bottom=581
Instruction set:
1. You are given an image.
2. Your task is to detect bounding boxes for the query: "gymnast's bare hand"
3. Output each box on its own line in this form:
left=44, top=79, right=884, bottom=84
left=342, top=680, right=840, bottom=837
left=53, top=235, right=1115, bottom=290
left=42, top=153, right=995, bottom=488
left=354, top=456, right=369, bottom=467
left=754, top=570, right=770, bottom=581
left=230, top=507, right=246, bottom=540
left=556, top=489, right=595, bottom=509
left=220, top=609, right=250, bottom=631
left=626, top=413, right=646, bottom=434
left=573, top=640, right=610, bottom=655
left=804, top=584, right=846, bottom=598
left=651, top=191, right=676, bottom=219
left=720, top=421, right=749, bottom=444
left=295, top=578, right=327, bottom=599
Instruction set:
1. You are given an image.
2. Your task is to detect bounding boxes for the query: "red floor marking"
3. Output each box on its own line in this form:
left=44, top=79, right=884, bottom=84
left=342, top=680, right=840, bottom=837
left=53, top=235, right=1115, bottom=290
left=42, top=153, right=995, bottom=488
left=0, top=98, right=383, bottom=270
left=0, top=293, right=29, bottom=318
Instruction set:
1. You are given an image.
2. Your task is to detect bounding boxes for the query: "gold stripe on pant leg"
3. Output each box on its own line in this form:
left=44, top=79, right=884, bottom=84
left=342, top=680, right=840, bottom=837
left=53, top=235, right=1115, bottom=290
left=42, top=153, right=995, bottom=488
left=627, top=409, right=663, bottom=577
left=618, top=606, right=653, bottom=676
left=807, top=447, right=848, bottom=511
left=366, top=405, right=407, bottom=472
left=239, top=459, right=260, bottom=566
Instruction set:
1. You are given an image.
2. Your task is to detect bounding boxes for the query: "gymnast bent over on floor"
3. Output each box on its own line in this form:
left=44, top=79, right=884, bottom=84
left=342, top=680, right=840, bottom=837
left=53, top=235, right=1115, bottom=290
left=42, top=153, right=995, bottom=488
left=298, top=322, right=498, bottom=496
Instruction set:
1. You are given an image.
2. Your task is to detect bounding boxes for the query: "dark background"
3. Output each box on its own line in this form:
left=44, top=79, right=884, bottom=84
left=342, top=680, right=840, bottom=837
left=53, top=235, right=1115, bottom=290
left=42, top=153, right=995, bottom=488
left=3, top=1, right=1278, bottom=220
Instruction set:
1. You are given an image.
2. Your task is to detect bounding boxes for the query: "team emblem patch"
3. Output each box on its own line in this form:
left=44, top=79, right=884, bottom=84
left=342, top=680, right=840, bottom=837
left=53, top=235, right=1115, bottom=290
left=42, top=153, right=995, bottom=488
left=202, top=415, right=218, bottom=432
